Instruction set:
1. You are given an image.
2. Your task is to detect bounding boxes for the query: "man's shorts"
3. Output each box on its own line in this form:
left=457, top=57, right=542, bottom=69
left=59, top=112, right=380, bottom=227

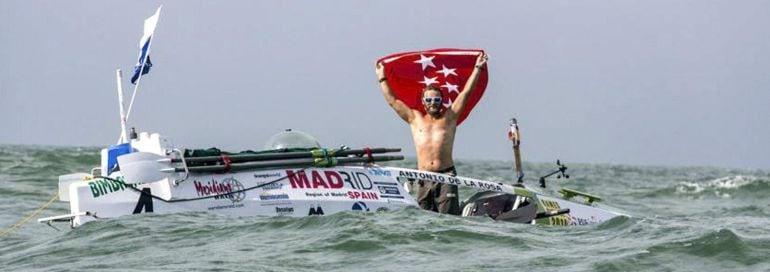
left=416, top=166, right=460, bottom=215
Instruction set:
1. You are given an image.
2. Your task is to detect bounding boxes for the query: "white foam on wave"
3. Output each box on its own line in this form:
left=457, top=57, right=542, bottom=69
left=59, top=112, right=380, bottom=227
left=675, top=182, right=705, bottom=194
left=709, top=175, right=754, bottom=189
left=674, top=175, right=758, bottom=198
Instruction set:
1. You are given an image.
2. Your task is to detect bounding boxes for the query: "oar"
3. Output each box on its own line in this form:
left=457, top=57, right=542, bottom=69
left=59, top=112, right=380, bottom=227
left=535, top=208, right=570, bottom=219
left=117, top=152, right=403, bottom=184
left=179, top=155, right=404, bottom=173
left=171, top=148, right=401, bottom=164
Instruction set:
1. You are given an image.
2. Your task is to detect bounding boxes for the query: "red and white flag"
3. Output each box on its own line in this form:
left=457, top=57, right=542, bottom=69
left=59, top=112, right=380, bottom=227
left=377, top=48, right=488, bottom=126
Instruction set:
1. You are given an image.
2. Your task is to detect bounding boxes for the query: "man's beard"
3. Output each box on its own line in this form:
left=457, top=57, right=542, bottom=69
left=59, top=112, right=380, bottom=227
left=426, top=104, right=443, bottom=116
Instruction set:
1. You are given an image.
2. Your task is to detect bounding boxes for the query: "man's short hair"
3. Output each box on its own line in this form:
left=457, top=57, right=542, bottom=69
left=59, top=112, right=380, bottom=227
left=422, top=86, right=442, bottom=97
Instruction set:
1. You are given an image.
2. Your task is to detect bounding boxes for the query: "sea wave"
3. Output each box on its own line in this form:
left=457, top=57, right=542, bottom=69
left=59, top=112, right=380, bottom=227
left=594, top=229, right=770, bottom=271
left=674, top=175, right=769, bottom=198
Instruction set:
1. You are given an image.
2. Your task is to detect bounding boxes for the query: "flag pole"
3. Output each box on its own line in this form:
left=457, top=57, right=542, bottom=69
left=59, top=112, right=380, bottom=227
left=116, top=69, right=129, bottom=144
left=125, top=44, right=151, bottom=120
left=125, top=6, right=162, bottom=121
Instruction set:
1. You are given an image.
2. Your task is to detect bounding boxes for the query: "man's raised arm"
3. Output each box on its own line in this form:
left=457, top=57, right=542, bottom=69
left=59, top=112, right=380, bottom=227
left=450, top=53, right=488, bottom=117
left=377, top=62, right=414, bottom=123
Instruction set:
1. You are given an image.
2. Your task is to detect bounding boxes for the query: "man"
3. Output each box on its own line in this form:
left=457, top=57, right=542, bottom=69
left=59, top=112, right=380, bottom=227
left=376, top=53, right=488, bottom=215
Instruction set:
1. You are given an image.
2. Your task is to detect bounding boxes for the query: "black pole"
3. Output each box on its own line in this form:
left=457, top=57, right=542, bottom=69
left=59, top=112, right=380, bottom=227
left=171, top=148, right=401, bottom=164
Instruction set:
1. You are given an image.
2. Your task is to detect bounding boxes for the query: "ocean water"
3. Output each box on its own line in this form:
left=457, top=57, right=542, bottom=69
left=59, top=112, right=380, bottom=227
left=1, top=145, right=768, bottom=272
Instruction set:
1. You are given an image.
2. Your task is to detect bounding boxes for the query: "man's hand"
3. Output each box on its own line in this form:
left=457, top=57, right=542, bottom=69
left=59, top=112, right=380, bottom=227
left=475, top=52, right=488, bottom=68
left=376, top=62, right=386, bottom=80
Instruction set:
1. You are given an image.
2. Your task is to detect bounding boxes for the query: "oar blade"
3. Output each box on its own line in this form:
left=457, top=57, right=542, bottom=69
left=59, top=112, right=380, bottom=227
left=117, top=152, right=173, bottom=184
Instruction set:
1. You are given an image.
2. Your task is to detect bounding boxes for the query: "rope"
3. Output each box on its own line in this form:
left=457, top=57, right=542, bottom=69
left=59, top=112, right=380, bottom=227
left=96, top=168, right=307, bottom=203
left=0, top=167, right=308, bottom=237
left=363, top=147, right=374, bottom=163
left=0, top=191, right=61, bottom=238
left=220, top=154, right=231, bottom=172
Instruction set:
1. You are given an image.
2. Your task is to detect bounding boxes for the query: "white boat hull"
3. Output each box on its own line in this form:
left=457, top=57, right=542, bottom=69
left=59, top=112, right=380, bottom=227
left=54, top=165, right=625, bottom=227
left=65, top=166, right=416, bottom=226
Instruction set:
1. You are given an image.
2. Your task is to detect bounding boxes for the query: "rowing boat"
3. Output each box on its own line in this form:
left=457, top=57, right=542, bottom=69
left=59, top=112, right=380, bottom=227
left=39, top=129, right=625, bottom=227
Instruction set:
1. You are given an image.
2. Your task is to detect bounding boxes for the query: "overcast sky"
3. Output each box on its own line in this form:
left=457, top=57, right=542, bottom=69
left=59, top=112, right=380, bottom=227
left=1, top=1, right=769, bottom=169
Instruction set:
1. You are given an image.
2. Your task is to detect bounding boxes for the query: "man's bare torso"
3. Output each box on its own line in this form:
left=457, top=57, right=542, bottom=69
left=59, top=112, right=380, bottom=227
left=409, top=111, right=456, bottom=171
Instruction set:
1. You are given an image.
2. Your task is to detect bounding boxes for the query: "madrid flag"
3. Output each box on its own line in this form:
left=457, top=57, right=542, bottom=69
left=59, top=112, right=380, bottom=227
left=377, top=48, right=488, bottom=126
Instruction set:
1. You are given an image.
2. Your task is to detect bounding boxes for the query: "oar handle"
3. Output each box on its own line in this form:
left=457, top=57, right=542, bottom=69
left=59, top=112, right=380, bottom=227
left=337, top=148, right=401, bottom=157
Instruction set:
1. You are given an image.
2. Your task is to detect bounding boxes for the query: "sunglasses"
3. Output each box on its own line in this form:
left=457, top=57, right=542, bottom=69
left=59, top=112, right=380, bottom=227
left=423, top=97, right=443, bottom=103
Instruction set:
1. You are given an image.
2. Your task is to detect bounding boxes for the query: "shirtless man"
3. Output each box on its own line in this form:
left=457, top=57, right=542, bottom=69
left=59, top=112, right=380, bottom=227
left=376, top=53, right=488, bottom=215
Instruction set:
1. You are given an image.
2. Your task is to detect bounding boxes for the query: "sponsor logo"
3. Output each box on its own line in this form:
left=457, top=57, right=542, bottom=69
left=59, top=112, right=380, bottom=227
left=351, top=202, right=369, bottom=212
left=193, top=177, right=245, bottom=203
left=308, top=206, right=325, bottom=215
left=376, top=185, right=404, bottom=199
left=305, top=191, right=348, bottom=198
left=275, top=206, right=294, bottom=216
left=377, top=186, right=400, bottom=195
left=368, top=169, right=392, bottom=177
left=340, top=171, right=373, bottom=190
left=259, top=192, right=290, bottom=201
left=254, top=172, right=282, bottom=179
left=89, top=177, right=129, bottom=198
left=541, top=199, right=561, bottom=211
left=207, top=203, right=245, bottom=211
left=330, top=192, right=346, bottom=197
left=286, top=170, right=373, bottom=190
left=257, top=191, right=291, bottom=206
left=259, top=182, right=284, bottom=190
left=287, top=170, right=344, bottom=189
left=568, top=215, right=598, bottom=226
left=348, top=191, right=379, bottom=200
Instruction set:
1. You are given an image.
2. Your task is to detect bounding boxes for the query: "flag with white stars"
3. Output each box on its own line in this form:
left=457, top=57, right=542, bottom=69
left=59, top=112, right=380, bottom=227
left=377, top=48, right=488, bottom=126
